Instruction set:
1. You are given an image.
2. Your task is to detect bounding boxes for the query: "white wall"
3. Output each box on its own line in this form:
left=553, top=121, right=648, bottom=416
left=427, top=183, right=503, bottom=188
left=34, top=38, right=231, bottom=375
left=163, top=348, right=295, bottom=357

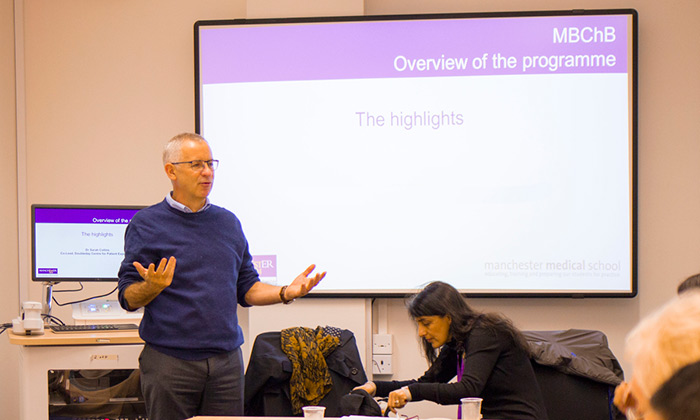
left=1, top=1, right=19, bottom=419
left=4, top=0, right=700, bottom=417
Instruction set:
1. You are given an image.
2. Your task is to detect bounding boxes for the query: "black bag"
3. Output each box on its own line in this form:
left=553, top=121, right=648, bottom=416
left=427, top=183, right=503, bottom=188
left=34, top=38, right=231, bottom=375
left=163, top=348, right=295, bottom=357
left=338, top=389, right=383, bottom=417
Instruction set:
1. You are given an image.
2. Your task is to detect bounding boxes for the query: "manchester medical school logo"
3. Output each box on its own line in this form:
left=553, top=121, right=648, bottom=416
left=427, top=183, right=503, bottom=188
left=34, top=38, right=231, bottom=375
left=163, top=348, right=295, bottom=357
left=252, top=255, right=278, bottom=285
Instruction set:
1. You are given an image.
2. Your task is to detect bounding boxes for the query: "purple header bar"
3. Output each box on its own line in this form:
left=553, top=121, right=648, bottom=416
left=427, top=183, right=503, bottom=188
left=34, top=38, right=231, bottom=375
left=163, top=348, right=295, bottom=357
left=199, top=14, right=631, bottom=84
left=34, top=207, right=141, bottom=224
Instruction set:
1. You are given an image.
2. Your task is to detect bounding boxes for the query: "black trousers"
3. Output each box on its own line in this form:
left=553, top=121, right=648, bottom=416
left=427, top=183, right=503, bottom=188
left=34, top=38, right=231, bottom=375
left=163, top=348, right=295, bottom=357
left=139, top=344, right=244, bottom=420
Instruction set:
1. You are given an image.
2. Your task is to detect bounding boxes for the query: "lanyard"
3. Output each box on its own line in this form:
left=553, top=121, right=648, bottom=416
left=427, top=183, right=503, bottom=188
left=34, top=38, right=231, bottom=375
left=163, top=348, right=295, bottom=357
left=457, top=355, right=466, bottom=419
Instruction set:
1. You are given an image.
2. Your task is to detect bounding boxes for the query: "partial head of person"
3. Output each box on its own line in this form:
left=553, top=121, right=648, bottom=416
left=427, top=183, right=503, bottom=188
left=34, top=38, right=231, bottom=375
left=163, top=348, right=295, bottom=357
left=407, top=281, right=527, bottom=363
left=677, top=273, right=700, bottom=295
left=649, top=359, right=700, bottom=420
left=624, top=291, right=700, bottom=418
left=163, top=133, right=219, bottom=212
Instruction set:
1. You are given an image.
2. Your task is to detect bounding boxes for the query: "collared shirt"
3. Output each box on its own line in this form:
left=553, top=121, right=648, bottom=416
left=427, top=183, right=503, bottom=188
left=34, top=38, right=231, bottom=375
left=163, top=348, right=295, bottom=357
left=165, top=192, right=211, bottom=213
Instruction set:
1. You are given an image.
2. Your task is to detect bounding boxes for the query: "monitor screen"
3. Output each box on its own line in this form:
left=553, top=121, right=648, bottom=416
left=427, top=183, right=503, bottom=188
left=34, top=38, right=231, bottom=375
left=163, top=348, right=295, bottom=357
left=194, top=9, right=638, bottom=297
left=32, top=205, right=144, bottom=282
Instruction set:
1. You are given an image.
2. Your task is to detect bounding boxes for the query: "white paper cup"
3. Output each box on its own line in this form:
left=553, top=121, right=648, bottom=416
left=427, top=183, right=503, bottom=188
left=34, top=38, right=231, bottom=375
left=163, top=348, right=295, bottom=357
left=302, top=406, right=326, bottom=420
left=460, top=397, right=483, bottom=420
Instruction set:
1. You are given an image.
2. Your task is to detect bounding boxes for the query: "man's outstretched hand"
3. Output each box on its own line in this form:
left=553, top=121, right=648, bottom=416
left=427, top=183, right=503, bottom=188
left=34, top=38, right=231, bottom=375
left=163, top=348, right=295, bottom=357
left=133, top=256, right=177, bottom=292
left=285, top=264, right=326, bottom=299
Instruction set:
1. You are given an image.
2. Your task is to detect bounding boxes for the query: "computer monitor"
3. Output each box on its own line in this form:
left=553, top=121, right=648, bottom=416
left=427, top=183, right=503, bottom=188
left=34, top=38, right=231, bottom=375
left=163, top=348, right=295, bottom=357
left=32, top=204, right=144, bottom=283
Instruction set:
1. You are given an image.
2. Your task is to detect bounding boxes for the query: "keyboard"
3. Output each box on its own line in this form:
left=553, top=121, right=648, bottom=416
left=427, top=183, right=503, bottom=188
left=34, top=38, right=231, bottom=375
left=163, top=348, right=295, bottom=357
left=50, top=323, right=139, bottom=333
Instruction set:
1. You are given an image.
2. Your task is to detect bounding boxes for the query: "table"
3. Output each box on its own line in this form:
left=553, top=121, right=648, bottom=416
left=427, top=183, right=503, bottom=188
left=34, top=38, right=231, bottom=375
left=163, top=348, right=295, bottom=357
left=187, top=416, right=486, bottom=420
left=9, top=329, right=144, bottom=420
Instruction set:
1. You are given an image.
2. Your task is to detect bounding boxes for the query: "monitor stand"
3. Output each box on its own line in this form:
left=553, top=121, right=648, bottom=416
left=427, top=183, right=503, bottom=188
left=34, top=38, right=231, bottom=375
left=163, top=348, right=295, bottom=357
left=42, top=281, right=58, bottom=317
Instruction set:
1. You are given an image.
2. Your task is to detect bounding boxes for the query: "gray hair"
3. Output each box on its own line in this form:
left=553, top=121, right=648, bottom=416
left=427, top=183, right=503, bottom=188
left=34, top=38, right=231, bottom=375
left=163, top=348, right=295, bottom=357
left=162, top=133, right=208, bottom=165
left=625, top=290, right=700, bottom=399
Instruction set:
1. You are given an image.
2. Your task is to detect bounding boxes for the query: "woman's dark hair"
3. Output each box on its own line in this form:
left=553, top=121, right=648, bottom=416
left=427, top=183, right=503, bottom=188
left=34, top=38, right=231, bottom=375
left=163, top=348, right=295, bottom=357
left=678, top=273, right=700, bottom=295
left=651, top=359, right=700, bottom=420
left=407, top=281, right=529, bottom=364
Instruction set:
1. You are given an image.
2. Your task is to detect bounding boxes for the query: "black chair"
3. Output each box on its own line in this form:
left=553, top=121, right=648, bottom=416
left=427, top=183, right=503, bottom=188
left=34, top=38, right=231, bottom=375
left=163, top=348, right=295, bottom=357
left=525, top=329, right=626, bottom=420
left=244, top=327, right=367, bottom=417
left=531, top=361, right=622, bottom=420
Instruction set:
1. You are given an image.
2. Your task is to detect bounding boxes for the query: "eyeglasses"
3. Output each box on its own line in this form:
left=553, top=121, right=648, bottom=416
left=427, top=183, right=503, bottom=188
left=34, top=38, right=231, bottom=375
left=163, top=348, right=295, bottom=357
left=170, top=159, right=219, bottom=172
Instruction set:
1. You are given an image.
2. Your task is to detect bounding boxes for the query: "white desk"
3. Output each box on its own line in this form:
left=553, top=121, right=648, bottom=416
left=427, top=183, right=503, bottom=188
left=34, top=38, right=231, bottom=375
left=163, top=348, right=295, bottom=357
left=9, top=329, right=144, bottom=420
left=188, top=418, right=321, bottom=420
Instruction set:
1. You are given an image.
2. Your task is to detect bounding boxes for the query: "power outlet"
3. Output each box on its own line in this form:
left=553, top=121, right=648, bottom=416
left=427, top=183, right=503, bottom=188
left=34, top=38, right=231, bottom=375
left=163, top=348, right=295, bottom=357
left=373, top=334, right=392, bottom=355
left=372, top=354, right=392, bottom=375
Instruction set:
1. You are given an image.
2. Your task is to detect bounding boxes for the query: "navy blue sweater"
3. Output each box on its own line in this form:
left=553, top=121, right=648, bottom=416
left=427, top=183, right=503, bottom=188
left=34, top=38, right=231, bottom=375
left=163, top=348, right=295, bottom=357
left=117, top=200, right=260, bottom=360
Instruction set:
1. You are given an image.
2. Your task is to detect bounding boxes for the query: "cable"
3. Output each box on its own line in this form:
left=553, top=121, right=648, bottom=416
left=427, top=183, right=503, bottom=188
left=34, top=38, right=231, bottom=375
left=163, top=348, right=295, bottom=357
left=52, top=284, right=118, bottom=307
left=0, top=322, right=12, bottom=336
left=52, top=282, right=84, bottom=293
left=42, top=314, right=65, bottom=326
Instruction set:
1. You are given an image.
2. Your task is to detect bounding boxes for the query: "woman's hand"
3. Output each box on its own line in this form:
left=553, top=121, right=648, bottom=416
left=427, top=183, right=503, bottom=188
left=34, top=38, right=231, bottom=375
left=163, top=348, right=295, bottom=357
left=387, top=387, right=411, bottom=413
left=353, top=381, right=377, bottom=396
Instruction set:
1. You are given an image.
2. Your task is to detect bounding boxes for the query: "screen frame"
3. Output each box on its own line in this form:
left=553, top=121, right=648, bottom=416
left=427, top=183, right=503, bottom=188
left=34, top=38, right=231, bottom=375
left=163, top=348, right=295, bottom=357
left=31, top=204, right=145, bottom=283
left=193, top=9, right=638, bottom=299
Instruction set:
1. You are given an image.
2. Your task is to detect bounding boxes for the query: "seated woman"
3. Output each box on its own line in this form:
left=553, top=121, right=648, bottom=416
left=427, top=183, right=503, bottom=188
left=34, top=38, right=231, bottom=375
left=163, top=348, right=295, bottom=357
left=356, top=281, right=547, bottom=420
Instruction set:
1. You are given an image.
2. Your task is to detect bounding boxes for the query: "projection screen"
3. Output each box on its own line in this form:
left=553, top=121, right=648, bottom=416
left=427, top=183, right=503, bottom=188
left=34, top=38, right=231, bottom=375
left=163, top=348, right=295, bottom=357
left=195, top=9, right=638, bottom=297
